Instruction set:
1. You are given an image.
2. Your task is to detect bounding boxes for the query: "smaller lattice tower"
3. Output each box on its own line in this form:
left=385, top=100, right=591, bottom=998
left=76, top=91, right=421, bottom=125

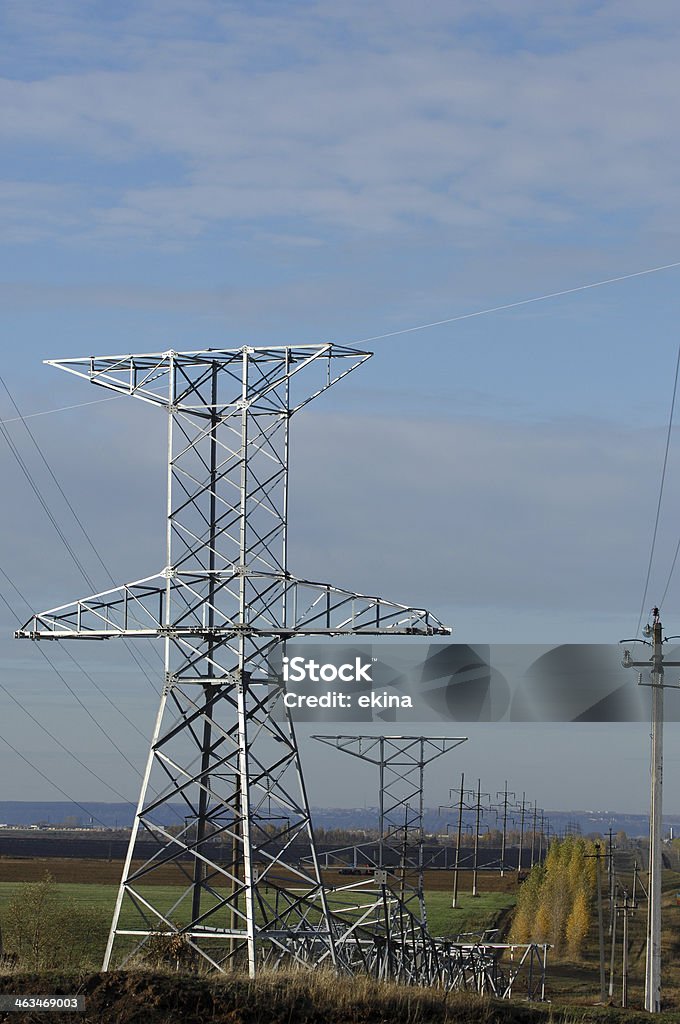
left=314, top=736, right=465, bottom=937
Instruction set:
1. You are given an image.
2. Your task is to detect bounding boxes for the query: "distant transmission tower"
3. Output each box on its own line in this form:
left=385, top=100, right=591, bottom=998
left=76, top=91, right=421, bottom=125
left=314, top=736, right=465, bottom=924
left=16, top=345, right=448, bottom=975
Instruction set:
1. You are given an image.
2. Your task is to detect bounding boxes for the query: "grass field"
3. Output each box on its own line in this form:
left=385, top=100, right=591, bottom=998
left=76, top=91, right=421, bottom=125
left=7, top=855, right=680, bottom=1016
left=0, top=855, right=518, bottom=983
left=7, top=857, right=680, bottom=1014
left=0, top=878, right=515, bottom=942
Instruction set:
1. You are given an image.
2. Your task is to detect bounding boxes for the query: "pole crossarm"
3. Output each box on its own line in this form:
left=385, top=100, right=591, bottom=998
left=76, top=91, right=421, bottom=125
left=313, top=735, right=466, bottom=765
left=44, top=344, right=372, bottom=414
left=15, top=572, right=449, bottom=643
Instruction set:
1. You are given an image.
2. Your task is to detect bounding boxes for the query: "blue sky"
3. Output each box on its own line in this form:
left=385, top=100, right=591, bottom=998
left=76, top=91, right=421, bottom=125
left=2, top=1, right=680, bottom=814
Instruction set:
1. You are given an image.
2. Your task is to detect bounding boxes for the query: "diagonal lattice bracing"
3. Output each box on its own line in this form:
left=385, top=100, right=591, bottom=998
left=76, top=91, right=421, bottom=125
left=16, top=344, right=450, bottom=978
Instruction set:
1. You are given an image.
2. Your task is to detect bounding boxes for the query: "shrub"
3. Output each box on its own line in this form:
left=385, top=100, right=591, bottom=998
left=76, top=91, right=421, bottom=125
left=1, top=873, right=109, bottom=971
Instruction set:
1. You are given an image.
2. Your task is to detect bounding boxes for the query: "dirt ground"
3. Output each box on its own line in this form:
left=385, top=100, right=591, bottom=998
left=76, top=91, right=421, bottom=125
left=0, top=855, right=521, bottom=892
left=0, top=970, right=671, bottom=1024
left=0, top=970, right=491, bottom=1024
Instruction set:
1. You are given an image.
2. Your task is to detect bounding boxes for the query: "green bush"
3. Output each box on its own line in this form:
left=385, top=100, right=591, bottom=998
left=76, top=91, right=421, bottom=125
left=1, top=873, right=109, bottom=970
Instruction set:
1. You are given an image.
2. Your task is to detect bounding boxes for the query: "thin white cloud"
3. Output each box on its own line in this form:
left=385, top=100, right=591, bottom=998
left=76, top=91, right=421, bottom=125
left=1, top=3, right=680, bottom=242
left=0, top=181, right=82, bottom=242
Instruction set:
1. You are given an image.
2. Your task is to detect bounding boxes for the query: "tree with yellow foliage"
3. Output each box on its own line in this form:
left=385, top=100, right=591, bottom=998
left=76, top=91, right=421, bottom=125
left=510, top=863, right=544, bottom=943
left=509, top=836, right=595, bottom=958
left=565, top=886, right=591, bottom=958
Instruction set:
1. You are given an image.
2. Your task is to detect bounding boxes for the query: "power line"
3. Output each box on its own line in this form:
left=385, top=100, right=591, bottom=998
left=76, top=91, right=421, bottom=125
left=635, top=341, right=680, bottom=635
left=0, top=376, right=162, bottom=690
left=659, top=535, right=680, bottom=611
left=347, top=260, right=680, bottom=347
left=0, top=374, right=118, bottom=586
left=0, top=732, right=111, bottom=829
left=0, top=565, right=149, bottom=744
left=0, top=386, right=171, bottom=816
left=0, top=580, right=141, bottom=799
left=59, top=646, right=151, bottom=744
left=0, top=569, right=183, bottom=823
left=0, top=676, right=136, bottom=807
left=0, top=396, right=118, bottom=425
left=0, top=404, right=97, bottom=589
left=1, top=374, right=165, bottom=687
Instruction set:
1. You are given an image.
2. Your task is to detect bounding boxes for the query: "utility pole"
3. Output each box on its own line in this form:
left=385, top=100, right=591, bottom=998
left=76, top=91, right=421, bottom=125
left=621, top=887, right=635, bottom=1009
left=607, top=883, right=636, bottom=1008
left=622, top=612, right=680, bottom=1012
left=496, top=781, right=515, bottom=877
left=647, top=620, right=663, bottom=1015
left=593, top=842, right=607, bottom=1003
left=453, top=773, right=465, bottom=908
left=607, top=827, right=616, bottom=936
left=471, top=780, right=490, bottom=897
left=517, top=793, right=527, bottom=876
left=441, top=775, right=489, bottom=905
left=473, top=780, right=482, bottom=897
left=440, top=773, right=474, bottom=909
left=608, top=882, right=618, bottom=1000
left=633, top=859, right=639, bottom=907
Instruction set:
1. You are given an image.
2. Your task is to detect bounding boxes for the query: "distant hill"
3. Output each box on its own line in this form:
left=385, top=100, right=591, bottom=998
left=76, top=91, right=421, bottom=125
left=0, top=801, right=674, bottom=838
left=311, top=806, right=666, bottom=838
left=0, top=802, right=154, bottom=828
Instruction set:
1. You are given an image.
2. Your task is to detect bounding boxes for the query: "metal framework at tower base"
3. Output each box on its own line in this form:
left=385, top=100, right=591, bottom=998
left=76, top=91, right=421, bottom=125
left=441, top=942, right=548, bottom=1000
left=306, top=735, right=548, bottom=998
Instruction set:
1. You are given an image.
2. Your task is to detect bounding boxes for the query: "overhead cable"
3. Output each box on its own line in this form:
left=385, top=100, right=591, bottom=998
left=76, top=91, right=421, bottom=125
left=0, top=565, right=149, bottom=743
left=347, top=260, right=680, bottom=347
left=0, top=731, right=111, bottom=828
left=0, top=396, right=117, bottom=425
left=0, top=580, right=142, bottom=796
left=0, top=377, right=161, bottom=690
left=635, top=341, right=680, bottom=635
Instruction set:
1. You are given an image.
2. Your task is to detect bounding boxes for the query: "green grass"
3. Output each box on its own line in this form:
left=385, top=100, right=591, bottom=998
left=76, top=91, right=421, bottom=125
left=0, top=880, right=224, bottom=917
left=0, top=878, right=515, bottom=976
left=0, top=880, right=514, bottom=940
left=425, top=891, right=515, bottom=938
left=0, top=881, right=116, bottom=911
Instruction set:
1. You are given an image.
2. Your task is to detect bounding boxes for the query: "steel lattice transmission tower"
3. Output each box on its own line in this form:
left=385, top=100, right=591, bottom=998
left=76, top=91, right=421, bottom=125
left=314, top=736, right=465, bottom=928
left=16, top=344, right=449, bottom=976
